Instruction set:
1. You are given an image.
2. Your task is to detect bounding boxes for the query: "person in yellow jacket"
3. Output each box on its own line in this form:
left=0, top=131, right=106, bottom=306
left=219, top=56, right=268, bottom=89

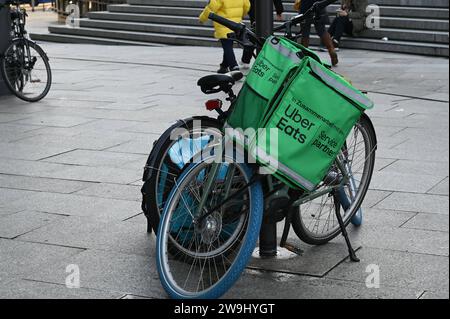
left=199, top=0, right=251, bottom=74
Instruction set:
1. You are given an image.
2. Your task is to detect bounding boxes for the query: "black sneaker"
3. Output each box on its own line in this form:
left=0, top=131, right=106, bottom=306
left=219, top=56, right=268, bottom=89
left=217, top=65, right=229, bottom=74
left=230, top=65, right=240, bottom=72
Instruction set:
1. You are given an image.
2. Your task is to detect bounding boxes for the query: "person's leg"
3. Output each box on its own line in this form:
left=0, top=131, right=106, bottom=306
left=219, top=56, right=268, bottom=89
left=222, top=39, right=239, bottom=70
left=241, top=0, right=255, bottom=65
left=315, top=15, right=338, bottom=66
left=328, top=18, right=337, bottom=38
left=332, top=16, right=349, bottom=42
left=218, top=39, right=229, bottom=73
left=344, top=19, right=354, bottom=37
left=241, top=46, right=254, bottom=65
left=300, top=21, right=312, bottom=47
left=248, top=0, right=255, bottom=23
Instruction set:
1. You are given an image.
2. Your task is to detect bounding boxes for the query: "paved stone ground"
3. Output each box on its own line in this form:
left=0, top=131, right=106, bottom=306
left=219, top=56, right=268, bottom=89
left=0, top=12, right=448, bottom=299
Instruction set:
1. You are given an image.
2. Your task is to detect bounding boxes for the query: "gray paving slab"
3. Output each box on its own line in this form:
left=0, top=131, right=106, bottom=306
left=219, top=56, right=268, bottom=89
left=390, top=140, right=449, bottom=159
left=120, top=294, right=153, bottom=299
left=391, top=127, right=449, bottom=142
left=1, top=38, right=448, bottom=299
left=50, top=165, right=142, bottom=184
left=401, top=213, right=449, bottom=233
left=13, top=115, right=96, bottom=128
left=369, top=171, right=444, bottom=194
left=0, top=238, right=84, bottom=276
left=42, top=149, right=147, bottom=168
left=0, top=174, right=93, bottom=194
left=375, top=192, right=449, bottom=215
left=428, top=177, right=449, bottom=196
left=23, top=249, right=165, bottom=298
left=359, top=208, right=416, bottom=228
left=104, top=136, right=159, bottom=155
left=17, top=216, right=154, bottom=256
left=74, top=183, right=142, bottom=202
left=5, top=192, right=140, bottom=221
left=420, top=290, right=450, bottom=299
left=33, top=98, right=113, bottom=109
left=423, top=92, right=450, bottom=102
left=0, top=158, right=72, bottom=179
left=0, top=102, right=51, bottom=115
left=0, top=211, right=67, bottom=239
left=0, top=188, right=38, bottom=207
left=225, top=269, right=421, bottom=299
left=371, top=116, right=449, bottom=130
left=348, top=225, right=448, bottom=256
left=380, top=159, right=449, bottom=177
left=46, top=118, right=147, bottom=135
left=0, top=207, right=21, bottom=217
left=0, top=142, right=76, bottom=161
left=249, top=241, right=359, bottom=277
left=123, top=212, right=146, bottom=224
left=0, top=279, right=122, bottom=299
left=0, top=124, right=43, bottom=143
left=12, top=133, right=134, bottom=151
left=0, top=113, right=31, bottom=123
left=326, top=247, right=449, bottom=294
left=393, top=99, right=449, bottom=115
left=360, top=190, right=393, bottom=209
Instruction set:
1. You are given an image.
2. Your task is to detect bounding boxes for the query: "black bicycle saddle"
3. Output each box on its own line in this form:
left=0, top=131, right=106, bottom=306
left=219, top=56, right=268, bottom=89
left=197, top=71, right=243, bottom=94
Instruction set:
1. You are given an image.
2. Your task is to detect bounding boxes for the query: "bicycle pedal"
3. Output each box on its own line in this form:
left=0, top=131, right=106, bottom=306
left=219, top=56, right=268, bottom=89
left=282, top=242, right=304, bottom=256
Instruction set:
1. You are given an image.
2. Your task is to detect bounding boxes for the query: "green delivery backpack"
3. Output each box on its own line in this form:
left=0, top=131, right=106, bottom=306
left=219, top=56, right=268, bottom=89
left=226, top=36, right=374, bottom=191
left=250, top=57, right=374, bottom=191
left=226, top=36, right=322, bottom=135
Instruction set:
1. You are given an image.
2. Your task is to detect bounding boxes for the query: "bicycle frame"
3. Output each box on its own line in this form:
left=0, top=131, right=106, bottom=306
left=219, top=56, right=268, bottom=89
left=194, top=144, right=352, bottom=224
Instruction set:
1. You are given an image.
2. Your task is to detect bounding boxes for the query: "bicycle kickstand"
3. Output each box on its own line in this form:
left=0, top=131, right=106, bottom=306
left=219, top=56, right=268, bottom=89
left=280, top=207, right=304, bottom=256
left=333, top=193, right=360, bottom=262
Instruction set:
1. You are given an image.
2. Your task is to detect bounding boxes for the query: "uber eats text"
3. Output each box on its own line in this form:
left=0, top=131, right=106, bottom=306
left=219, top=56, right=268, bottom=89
left=276, top=104, right=339, bottom=157
left=252, top=60, right=280, bottom=85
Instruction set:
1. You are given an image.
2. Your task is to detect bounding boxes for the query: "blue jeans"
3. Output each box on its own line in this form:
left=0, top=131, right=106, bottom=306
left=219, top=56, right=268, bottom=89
left=220, top=39, right=238, bottom=69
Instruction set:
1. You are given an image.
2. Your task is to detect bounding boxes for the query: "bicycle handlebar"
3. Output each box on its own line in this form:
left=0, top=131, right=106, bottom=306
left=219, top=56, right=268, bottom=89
left=209, top=0, right=336, bottom=50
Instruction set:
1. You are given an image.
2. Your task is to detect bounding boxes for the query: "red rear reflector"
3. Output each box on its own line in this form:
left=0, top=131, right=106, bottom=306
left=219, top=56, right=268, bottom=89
left=205, top=99, right=223, bottom=111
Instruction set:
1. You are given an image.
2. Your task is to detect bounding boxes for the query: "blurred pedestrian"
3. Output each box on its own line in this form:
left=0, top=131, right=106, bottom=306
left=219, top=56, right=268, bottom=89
left=241, top=0, right=285, bottom=68
left=298, top=0, right=339, bottom=66
left=328, top=0, right=369, bottom=48
left=199, top=0, right=251, bottom=74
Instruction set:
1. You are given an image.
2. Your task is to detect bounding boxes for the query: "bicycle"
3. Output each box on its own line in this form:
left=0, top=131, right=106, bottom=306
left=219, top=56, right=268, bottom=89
left=141, top=0, right=374, bottom=246
left=0, top=0, right=52, bottom=102
left=154, top=0, right=378, bottom=299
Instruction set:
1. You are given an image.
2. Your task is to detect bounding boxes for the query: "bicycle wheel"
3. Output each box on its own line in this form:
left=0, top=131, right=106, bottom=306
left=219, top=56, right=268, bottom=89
left=142, top=117, right=223, bottom=234
left=156, top=153, right=264, bottom=299
left=1, top=39, right=52, bottom=102
left=291, top=114, right=377, bottom=245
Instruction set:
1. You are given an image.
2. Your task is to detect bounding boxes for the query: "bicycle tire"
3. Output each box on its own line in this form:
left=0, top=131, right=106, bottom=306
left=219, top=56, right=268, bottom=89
left=1, top=39, right=52, bottom=103
left=156, top=155, right=264, bottom=299
left=291, top=114, right=377, bottom=245
left=142, top=117, right=223, bottom=234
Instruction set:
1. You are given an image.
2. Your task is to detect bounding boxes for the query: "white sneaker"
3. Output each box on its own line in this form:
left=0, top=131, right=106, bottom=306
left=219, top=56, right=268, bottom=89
left=239, top=62, right=251, bottom=70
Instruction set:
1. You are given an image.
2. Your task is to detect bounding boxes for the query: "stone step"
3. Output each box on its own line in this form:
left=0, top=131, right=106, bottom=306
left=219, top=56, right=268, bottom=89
left=33, top=0, right=449, bottom=57
left=127, top=0, right=449, bottom=9
left=313, top=37, right=449, bottom=56
left=44, top=25, right=448, bottom=57
left=380, top=17, right=448, bottom=31
left=80, top=18, right=214, bottom=38
left=89, top=12, right=448, bottom=43
left=89, top=11, right=449, bottom=33
left=83, top=15, right=449, bottom=44
left=30, top=32, right=163, bottom=46
left=109, top=3, right=449, bottom=20
left=47, top=25, right=218, bottom=46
